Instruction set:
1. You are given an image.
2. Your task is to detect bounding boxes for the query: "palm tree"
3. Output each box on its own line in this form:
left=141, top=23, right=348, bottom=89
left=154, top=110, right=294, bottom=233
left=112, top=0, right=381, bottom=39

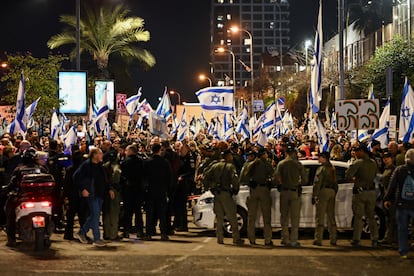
left=347, top=0, right=383, bottom=35
left=47, top=3, right=155, bottom=77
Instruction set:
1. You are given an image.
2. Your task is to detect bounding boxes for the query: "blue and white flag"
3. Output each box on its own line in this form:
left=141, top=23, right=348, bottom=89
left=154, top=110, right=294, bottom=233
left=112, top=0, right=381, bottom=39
left=370, top=97, right=390, bottom=149
left=236, top=106, right=250, bottom=139
left=310, top=0, right=323, bottom=116
left=24, top=97, right=40, bottom=128
left=189, top=116, right=197, bottom=136
left=63, top=126, right=77, bottom=152
left=399, top=77, right=414, bottom=142
left=223, top=113, right=234, bottom=140
left=50, top=109, right=60, bottom=140
left=9, top=73, right=26, bottom=136
left=137, top=98, right=153, bottom=117
left=94, top=88, right=109, bottom=134
left=195, top=86, right=234, bottom=113
left=177, top=108, right=188, bottom=141
left=213, top=116, right=223, bottom=140
left=126, top=87, right=142, bottom=115
left=207, top=120, right=214, bottom=136
left=315, top=118, right=329, bottom=152
left=368, top=84, right=375, bottom=100
left=256, top=129, right=267, bottom=148
left=156, top=88, right=172, bottom=120
left=331, top=110, right=337, bottom=131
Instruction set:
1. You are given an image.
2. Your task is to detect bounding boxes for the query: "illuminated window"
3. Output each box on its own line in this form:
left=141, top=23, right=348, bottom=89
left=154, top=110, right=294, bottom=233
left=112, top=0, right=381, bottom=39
left=244, top=38, right=251, bottom=46
left=217, top=23, right=224, bottom=29
left=220, top=39, right=225, bottom=45
left=217, top=0, right=224, bottom=4
left=227, top=14, right=232, bottom=20
left=217, top=15, right=224, bottom=21
left=269, top=22, right=275, bottom=29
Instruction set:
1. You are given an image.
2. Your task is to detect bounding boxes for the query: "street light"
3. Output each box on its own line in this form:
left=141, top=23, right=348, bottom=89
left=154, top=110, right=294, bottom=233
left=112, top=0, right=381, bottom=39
left=216, top=47, right=236, bottom=97
left=230, top=26, right=254, bottom=115
left=198, top=74, right=212, bottom=87
left=0, top=61, right=8, bottom=69
left=169, top=90, right=181, bottom=105
left=304, top=39, right=312, bottom=74
left=275, top=4, right=283, bottom=95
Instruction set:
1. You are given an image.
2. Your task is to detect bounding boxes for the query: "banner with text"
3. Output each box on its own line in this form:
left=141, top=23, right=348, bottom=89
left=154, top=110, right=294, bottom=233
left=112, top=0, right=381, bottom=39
left=335, top=99, right=379, bottom=131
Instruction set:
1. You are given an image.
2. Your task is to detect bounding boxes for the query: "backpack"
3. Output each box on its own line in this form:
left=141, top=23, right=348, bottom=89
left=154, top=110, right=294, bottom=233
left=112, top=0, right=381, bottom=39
left=402, top=170, right=414, bottom=201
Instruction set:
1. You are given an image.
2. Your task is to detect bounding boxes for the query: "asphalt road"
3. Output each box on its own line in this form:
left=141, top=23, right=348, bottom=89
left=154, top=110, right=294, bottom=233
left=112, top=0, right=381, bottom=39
left=0, top=225, right=412, bottom=276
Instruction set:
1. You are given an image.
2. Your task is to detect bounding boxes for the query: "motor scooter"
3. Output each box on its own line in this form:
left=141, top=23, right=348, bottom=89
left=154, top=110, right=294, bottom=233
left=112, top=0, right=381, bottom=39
left=15, top=173, right=55, bottom=250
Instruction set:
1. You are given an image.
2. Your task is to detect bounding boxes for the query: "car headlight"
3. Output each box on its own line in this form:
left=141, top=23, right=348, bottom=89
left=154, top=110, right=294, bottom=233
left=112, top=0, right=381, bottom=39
left=198, top=197, right=214, bottom=205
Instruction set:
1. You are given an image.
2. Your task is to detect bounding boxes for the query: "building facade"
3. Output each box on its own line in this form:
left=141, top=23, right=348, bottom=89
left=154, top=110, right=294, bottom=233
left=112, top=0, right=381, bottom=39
left=210, top=0, right=290, bottom=89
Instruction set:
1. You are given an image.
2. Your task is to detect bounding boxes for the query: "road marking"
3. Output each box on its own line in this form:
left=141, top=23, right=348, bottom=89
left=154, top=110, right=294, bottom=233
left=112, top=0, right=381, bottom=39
left=149, top=255, right=189, bottom=274
left=192, top=245, right=204, bottom=251
left=203, top=237, right=212, bottom=243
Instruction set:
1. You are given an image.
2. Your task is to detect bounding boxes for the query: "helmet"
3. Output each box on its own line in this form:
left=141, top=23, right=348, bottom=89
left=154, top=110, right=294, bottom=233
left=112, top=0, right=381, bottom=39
left=22, top=147, right=37, bottom=163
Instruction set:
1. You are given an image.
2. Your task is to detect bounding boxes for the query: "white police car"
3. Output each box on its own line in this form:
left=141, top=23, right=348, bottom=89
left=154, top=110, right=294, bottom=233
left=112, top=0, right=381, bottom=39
left=192, top=160, right=385, bottom=236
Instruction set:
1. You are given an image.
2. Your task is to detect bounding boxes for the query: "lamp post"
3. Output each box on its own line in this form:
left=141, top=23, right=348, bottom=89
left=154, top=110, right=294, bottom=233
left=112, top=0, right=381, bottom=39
left=0, top=61, right=8, bottom=69
left=198, top=74, right=212, bottom=87
left=76, top=0, right=80, bottom=70
left=169, top=90, right=181, bottom=105
left=275, top=3, right=283, bottom=95
left=216, top=47, right=236, bottom=96
left=230, top=26, right=254, bottom=116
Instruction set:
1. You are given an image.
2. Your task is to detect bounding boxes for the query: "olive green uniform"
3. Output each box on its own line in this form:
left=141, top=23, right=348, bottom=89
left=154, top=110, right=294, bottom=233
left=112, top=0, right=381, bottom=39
left=203, top=159, right=240, bottom=243
left=312, top=161, right=338, bottom=244
left=381, top=164, right=396, bottom=244
left=346, top=154, right=379, bottom=242
left=274, top=155, right=307, bottom=245
left=242, top=158, right=274, bottom=244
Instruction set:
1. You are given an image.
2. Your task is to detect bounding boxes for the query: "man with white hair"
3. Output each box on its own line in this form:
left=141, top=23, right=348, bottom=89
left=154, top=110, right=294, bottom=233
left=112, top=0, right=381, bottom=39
left=384, top=148, right=414, bottom=259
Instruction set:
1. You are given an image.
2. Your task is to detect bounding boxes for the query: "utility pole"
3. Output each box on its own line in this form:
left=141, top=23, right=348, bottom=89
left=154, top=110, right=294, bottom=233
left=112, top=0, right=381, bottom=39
left=338, top=0, right=345, bottom=100
left=76, top=0, right=81, bottom=70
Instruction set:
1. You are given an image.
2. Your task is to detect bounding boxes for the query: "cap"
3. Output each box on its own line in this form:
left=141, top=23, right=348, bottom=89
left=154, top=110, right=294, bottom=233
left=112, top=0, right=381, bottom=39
left=371, top=139, right=381, bottom=148
left=286, top=142, right=296, bottom=153
left=382, top=152, right=392, bottom=158
left=258, top=148, right=268, bottom=156
left=318, top=151, right=330, bottom=159
left=246, top=150, right=257, bottom=157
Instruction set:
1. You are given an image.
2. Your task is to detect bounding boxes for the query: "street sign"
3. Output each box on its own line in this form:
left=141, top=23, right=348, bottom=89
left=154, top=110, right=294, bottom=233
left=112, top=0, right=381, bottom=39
left=252, top=100, right=264, bottom=112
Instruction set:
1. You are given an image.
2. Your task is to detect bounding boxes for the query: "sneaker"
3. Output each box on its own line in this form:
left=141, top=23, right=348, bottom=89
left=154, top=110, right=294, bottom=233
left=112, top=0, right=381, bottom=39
left=249, top=240, right=256, bottom=245
left=289, top=242, right=301, bottom=248
left=233, top=239, right=245, bottom=246
left=313, top=240, right=322, bottom=246
left=6, top=240, right=16, bottom=248
left=75, top=231, right=88, bottom=244
left=265, top=241, right=274, bottom=247
left=217, top=239, right=224, bottom=244
left=144, top=235, right=153, bottom=241
left=350, top=240, right=360, bottom=247
left=93, top=240, right=107, bottom=247
left=161, top=234, right=169, bottom=241
left=281, top=240, right=288, bottom=246
left=330, top=241, right=337, bottom=246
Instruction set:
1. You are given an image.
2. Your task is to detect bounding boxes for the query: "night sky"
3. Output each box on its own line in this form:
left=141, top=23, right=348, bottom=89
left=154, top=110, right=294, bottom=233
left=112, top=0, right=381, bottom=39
left=0, top=0, right=337, bottom=106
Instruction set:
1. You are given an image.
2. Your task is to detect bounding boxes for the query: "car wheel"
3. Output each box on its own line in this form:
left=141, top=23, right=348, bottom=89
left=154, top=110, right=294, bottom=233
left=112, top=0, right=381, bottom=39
left=360, top=207, right=385, bottom=240
left=223, top=206, right=247, bottom=237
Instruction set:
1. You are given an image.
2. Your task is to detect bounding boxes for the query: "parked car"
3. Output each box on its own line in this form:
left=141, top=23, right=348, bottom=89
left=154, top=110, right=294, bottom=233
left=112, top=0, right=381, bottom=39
left=192, top=159, right=385, bottom=237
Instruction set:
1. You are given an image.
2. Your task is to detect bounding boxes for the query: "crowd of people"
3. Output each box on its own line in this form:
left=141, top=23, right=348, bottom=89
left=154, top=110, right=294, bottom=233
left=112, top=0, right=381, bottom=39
left=0, top=121, right=413, bottom=258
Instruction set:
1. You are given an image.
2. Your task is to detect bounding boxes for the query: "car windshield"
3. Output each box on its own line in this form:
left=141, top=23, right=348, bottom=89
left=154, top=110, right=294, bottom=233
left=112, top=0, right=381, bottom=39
left=303, top=164, right=348, bottom=186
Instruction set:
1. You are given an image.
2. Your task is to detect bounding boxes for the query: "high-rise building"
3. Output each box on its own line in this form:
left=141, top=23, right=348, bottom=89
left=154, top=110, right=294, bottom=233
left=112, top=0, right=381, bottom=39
left=210, top=0, right=290, bottom=88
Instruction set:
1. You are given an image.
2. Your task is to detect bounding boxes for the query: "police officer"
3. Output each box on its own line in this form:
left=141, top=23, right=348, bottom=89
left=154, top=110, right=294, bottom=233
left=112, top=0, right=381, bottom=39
left=273, top=143, right=307, bottom=247
left=346, top=142, right=379, bottom=247
left=203, top=149, right=244, bottom=245
left=312, top=151, right=338, bottom=246
left=242, top=148, right=274, bottom=246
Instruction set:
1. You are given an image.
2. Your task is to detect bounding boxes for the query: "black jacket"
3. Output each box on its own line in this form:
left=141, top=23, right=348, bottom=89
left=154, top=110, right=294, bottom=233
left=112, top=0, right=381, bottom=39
left=120, top=155, right=144, bottom=191
left=144, top=155, right=173, bottom=199
left=72, top=159, right=110, bottom=199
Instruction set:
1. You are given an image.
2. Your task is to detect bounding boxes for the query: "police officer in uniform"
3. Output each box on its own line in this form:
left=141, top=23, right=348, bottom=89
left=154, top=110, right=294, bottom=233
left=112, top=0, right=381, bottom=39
left=312, top=151, right=338, bottom=246
left=273, top=143, right=307, bottom=247
left=203, top=149, right=244, bottom=245
left=242, top=148, right=274, bottom=246
left=346, top=143, right=379, bottom=247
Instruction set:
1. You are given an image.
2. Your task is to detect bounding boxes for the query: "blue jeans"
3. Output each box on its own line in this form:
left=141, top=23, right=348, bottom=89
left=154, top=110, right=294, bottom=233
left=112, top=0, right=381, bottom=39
left=80, top=196, right=103, bottom=242
left=396, top=208, right=414, bottom=256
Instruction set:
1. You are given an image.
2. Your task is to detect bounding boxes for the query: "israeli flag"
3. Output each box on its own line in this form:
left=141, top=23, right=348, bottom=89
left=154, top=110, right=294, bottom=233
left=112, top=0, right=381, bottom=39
left=9, top=73, right=26, bottom=136
left=126, top=87, right=142, bottom=115
left=63, top=126, right=77, bottom=152
left=137, top=98, right=153, bottom=116
left=399, top=78, right=414, bottom=142
left=195, top=86, right=234, bottom=113
left=94, top=87, right=109, bottom=134
left=315, top=118, right=329, bottom=152
left=310, top=0, right=323, bottom=116
left=24, top=97, right=40, bottom=127
left=236, top=106, right=250, bottom=139
left=50, top=109, right=60, bottom=140
left=177, top=108, right=188, bottom=141
left=370, top=97, right=390, bottom=149
left=156, top=88, right=172, bottom=120
left=256, top=129, right=267, bottom=148
left=224, top=113, right=234, bottom=140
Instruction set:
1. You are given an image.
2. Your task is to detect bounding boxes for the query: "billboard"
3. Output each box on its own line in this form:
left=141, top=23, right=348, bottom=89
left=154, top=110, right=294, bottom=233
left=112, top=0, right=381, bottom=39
left=58, top=71, right=87, bottom=114
left=95, top=80, right=115, bottom=110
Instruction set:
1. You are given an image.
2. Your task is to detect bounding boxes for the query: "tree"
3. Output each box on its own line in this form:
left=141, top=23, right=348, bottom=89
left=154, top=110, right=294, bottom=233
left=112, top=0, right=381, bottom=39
left=0, top=52, right=68, bottom=117
left=47, top=2, right=155, bottom=78
left=352, top=36, right=414, bottom=111
left=348, top=0, right=383, bottom=35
